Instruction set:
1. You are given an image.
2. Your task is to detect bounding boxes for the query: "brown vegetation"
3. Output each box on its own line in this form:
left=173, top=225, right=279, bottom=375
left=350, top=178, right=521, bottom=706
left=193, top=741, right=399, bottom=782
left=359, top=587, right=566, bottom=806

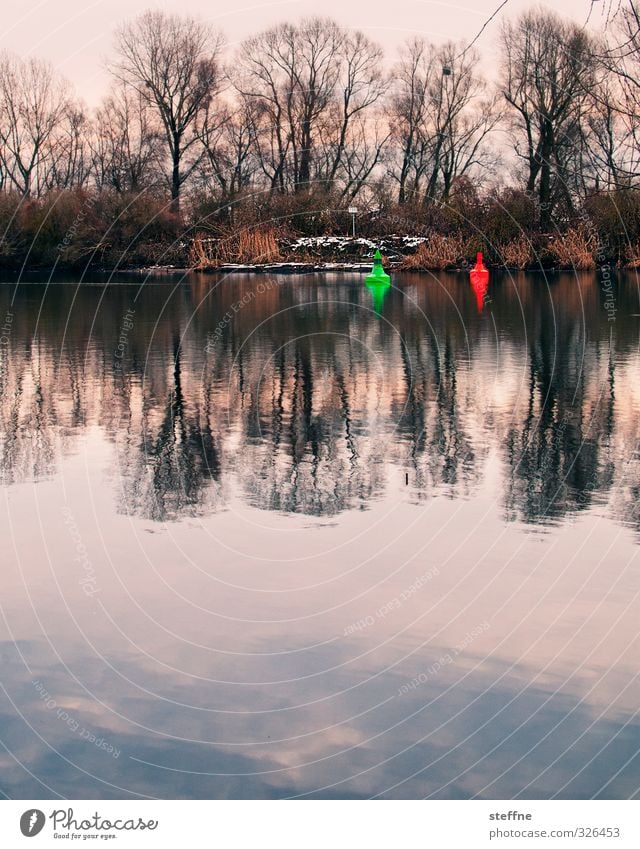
left=497, top=235, right=534, bottom=269
left=624, top=243, right=640, bottom=268
left=547, top=227, right=598, bottom=270
left=400, top=235, right=468, bottom=270
left=189, top=234, right=219, bottom=269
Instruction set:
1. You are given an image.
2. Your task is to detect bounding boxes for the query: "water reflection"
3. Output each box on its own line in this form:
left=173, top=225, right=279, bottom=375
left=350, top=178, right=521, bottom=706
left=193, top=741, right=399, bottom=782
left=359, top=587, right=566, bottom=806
left=3, top=636, right=639, bottom=799
left=0, top=271, right=638, bottom=528
left=365, top=279, right=391, bottom=314
left=469, top=267, right=489, bottom=313
left=1, top=270, right=640, bottom=800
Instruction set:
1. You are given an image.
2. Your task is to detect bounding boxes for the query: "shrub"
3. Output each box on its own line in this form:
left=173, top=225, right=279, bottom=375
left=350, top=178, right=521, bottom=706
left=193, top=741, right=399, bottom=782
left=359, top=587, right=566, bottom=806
left=483, top=188, right=538, bottom=245
left=497, top=235, right=534, bottom=269
left=584, top=189, right=640, bottom=263
left=0, top=192, right=25, bottom=264
left=189, top=234, right=218, bottom=268
left=400, top=234, right=467, bottom=270
left=441, top=177, right=483, bottom=231
left=0, top=188, right=184, bottom=269
left=624, top=243, right=640, bottom=268
left=547, top=226, right=597, bottom=269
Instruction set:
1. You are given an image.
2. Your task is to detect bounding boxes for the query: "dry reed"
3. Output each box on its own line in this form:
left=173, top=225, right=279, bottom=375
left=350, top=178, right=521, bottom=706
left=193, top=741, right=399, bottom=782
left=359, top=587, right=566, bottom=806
left=189, top=225, right=282, bottom=268
left=237, top=228, right=280, bottom=263
left=624, top=243, right=640, bottom=268
left=547, top=226, right=597, bottom=270
left=189, top=234, right=218, bottom=268
left=399, top=234, right=466, bottom=270
left=498, top=235, right=533, bottom=269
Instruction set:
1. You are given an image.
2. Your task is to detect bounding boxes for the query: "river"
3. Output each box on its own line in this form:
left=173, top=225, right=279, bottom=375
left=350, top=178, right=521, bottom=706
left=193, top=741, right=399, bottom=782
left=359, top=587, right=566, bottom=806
left=0, top=268, right=639, bottom=798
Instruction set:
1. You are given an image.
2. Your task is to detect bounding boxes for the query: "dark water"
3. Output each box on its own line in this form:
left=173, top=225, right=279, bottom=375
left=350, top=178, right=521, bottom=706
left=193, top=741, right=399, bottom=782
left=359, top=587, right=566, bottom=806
left=1, top=269, right=640, bottom=799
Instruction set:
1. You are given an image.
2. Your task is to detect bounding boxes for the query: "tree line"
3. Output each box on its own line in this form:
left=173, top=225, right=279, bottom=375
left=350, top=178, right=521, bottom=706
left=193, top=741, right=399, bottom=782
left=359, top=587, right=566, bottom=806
left=1, top=3, right=640, bottom=267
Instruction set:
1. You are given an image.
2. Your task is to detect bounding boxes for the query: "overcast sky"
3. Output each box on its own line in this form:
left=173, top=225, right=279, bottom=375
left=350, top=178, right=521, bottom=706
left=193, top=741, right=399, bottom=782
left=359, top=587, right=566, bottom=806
left=0, top=0, right=609, bottom=104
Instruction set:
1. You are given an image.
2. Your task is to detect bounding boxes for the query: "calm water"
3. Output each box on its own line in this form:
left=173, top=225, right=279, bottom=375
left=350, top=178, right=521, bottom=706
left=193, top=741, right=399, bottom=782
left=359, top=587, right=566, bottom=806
left=1, top=269, right=640, bottom=799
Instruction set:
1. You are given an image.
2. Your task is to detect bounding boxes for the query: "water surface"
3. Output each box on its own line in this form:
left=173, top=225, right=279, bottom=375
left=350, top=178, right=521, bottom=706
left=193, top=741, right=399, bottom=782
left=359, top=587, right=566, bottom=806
left=1, top=269, right=640, bottom=799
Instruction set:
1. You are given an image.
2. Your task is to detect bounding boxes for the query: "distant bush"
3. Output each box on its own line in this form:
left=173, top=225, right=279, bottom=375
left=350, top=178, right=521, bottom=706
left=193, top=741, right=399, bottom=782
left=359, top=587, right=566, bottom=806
left=0, top=189, right=183, bottom=269
left=400, top=234, right=468, bottom=270
left=440, top=178, right=484, bottom=233
left=624, top=242, right=640, bottom=268
left=497, top=235, right=535, bottom=269
left=584, top=189, right=640, bottom=263
left=3, top=183, right=640, bottom=270
left=547, top=225, right=597, bottom=270
left=0, top=192, right=25, bottom=263
left=91, top=191, right=183, bottom=266
left=0, top=190, right=98, bottom=268
left=482, top=188, right=538, bottom=246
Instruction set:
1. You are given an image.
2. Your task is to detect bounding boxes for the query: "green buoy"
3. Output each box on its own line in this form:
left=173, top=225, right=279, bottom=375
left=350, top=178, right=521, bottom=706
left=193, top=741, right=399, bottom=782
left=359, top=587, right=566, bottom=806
left=366, top=249, right=390, bottom=284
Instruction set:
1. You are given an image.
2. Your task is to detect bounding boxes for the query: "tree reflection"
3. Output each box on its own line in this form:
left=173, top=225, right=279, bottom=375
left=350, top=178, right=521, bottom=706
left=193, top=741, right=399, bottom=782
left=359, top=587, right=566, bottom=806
left=503, top=293, right=617, bottom=525
left=119, top=335, right=223, bottom=521
left=238, top=337, right=386, bottom=515
left=0, top=272, right=638, bottom=532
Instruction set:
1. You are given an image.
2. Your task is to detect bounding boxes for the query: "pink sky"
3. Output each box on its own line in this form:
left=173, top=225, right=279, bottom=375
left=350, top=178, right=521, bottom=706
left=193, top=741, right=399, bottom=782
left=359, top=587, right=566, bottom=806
left=0, top=0, right=606, bottom=104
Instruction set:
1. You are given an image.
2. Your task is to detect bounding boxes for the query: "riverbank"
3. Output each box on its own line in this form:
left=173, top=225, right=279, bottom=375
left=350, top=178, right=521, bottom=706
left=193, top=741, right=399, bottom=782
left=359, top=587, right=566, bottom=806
left=186, top=232, right=638, bottom=273
left=2, top=186, right=640, bottom=274
left=2, top=228, right=638, bottom=276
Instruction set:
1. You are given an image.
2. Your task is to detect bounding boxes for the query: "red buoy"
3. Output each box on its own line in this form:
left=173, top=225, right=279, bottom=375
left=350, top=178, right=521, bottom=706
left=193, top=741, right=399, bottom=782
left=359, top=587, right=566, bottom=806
left=473, top=252, right=487, bottom=272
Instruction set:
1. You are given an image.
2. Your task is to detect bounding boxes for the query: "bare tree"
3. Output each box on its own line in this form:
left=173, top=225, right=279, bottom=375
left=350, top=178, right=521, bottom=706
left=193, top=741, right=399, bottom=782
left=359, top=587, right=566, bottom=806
left=234, top=27, right=292, bottom=193
left=320, top=110, right=391, bottom=201
left=423, top=42, right=496, bottom=204
left=391, top=38, right=432, bottom=204
left=42, top=102, right=91, bottom=191
left=91, top=84, right=160, bottom=193
left=500, top=9, right=596, bottom=228
left=390, top=39, right=496, bottom=204
left=604, top=2, right=640, bottom=112
left=596, top=1, right=640, bottom=187
left=393, top=43, right=423, bottom=204
left=438, top=90, right=502, bottom=200
left=234, top=18, right=387, bottom=196
left=197, top=96, right=258, bottom=204
left=110, top=11, right=223, bottom=213
left=0, top=52, right=71, bottom=197
left=292, top=19, right=342, bottom=190
left=235, top=19, right=341, bottom=193
left=321, top=30, right=388, bottom=191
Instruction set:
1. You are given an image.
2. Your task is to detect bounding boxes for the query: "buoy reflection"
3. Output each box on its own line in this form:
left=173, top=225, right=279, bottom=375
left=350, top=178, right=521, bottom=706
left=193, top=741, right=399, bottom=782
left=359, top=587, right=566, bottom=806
left=470, top=251, right=489, bottom=313
left=366, top=279, right=390, bottom=314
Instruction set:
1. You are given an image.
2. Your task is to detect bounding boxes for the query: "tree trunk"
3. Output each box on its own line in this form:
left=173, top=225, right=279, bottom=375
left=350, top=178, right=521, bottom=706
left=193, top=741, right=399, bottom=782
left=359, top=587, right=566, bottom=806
left=398, top=143, right=411, bottom=204
left=171, top=140, right=181, bottom=216
left=297, top=123, right=312, bottom=192
left=423, top=137, right=443, bottom=206
left=539, top=125, right=553, bottom=230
